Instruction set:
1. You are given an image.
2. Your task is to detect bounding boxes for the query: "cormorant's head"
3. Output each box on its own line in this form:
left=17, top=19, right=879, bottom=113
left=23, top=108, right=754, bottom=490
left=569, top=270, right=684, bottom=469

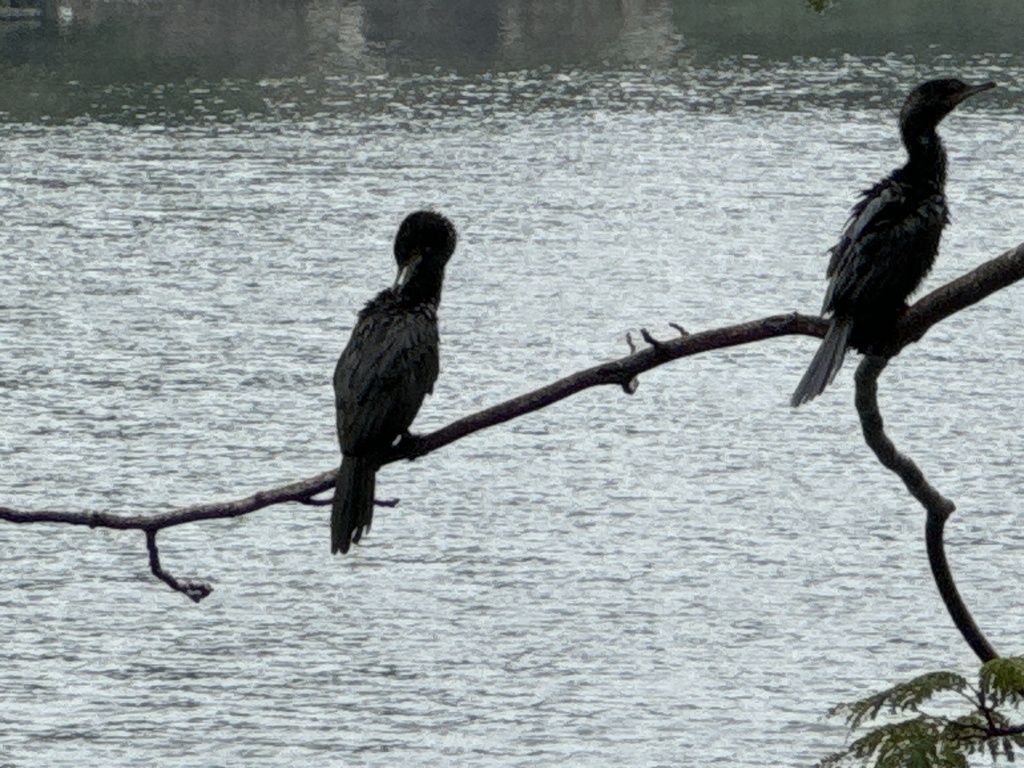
left=392, top=210, right=457, bottom=296
left=899, top=78, right=995, bottom=140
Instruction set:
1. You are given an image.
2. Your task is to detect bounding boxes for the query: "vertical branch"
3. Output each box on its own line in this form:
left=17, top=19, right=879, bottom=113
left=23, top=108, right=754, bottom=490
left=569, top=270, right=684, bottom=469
left=854, top=355, right=998, bottom=662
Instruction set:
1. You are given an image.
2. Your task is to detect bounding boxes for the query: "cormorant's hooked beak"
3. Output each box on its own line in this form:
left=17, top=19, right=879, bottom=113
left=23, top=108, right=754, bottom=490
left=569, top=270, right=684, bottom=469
left=956, top=81, right=997, bottom=104
left=393, top=252, right=422, bottom=291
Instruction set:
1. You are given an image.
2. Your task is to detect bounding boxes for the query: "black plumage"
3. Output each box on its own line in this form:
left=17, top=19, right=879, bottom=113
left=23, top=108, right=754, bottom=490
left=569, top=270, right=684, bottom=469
left=791, top=78, right=995, bottom=407
left=332, top=211, right=457, bottom=554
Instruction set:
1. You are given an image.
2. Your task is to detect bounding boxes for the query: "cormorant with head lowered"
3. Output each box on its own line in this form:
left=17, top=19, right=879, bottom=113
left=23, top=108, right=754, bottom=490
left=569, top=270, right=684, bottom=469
left=791, top=78, right=995, bottom=407
left=332, top=211, right=457, bottom=554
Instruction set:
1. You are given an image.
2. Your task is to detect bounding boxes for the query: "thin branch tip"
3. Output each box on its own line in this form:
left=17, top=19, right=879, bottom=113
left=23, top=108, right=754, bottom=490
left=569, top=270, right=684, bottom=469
left=145, top=529, right=214, bottom=603
left=639, top=327, right=666, bottom=353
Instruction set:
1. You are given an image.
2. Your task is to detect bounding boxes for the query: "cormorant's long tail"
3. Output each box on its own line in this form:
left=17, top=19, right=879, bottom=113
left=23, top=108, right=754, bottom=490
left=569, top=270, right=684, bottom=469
left=790, top=317, right=853, bottom=407
left=331, top=456, right=376, bottom=554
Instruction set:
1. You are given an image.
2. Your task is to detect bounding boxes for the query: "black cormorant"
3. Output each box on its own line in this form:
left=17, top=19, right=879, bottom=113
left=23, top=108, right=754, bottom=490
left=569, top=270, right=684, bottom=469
left=332, top=211, right=457, bottom=554
left=791, top=78, right=995, bottom=407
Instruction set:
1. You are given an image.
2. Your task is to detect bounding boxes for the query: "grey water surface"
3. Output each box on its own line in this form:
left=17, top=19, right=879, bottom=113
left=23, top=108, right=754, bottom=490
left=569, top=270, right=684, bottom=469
left=3, top=10, right=1024, bottom=767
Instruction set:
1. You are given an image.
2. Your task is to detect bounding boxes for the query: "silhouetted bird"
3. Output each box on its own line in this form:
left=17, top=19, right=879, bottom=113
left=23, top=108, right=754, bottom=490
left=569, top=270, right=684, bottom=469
left=332, top=211, right=457, bottom=554
left=791, top=78, right=995, bottom=407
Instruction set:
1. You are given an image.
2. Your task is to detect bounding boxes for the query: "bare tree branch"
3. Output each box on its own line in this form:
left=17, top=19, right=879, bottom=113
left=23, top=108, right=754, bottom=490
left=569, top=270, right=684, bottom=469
left=899, top=242, right=1024, bottom=345
left=843, top=241, right=1024, bottom=661
left=2, top=242, right=1023, bottom=600
left=0, top=470, right=337, bottom=530
left=146, top=529, right=213, bottom=603
left=855, top=355, right=999, bottom=663
left=381, top=312, right=827, bottom=464
left=0, top=313, right=819, bottom=599
left=0, top=472, right=341, bottom=601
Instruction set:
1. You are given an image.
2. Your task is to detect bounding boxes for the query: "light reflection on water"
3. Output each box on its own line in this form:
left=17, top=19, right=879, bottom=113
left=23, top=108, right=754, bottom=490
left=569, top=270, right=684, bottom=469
left=1, top=62, right=1023, bottom=766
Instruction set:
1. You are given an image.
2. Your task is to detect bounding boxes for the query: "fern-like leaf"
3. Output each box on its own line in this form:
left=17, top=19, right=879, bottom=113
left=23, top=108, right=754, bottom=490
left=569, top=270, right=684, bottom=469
left=830, top=672, right=970, bottom=730
left=820, top=663, right=1024, bottom=768
left=942, top=710, right=987, bottom=747
left=981, top=657, right=1024, bottom=706
left=846, top=717, right=949, bottom=768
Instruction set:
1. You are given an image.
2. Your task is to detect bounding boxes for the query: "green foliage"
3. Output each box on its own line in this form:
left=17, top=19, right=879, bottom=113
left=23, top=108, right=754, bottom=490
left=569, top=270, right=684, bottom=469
left=829, top=672, right=970, bottom=731
left=820, top=661, right=1024, bottom=768
left=982, top=658, right=1024, bottom=707
left=818, top=718, right=949, bottom=768
left=806, top=0, right=837, bottom=12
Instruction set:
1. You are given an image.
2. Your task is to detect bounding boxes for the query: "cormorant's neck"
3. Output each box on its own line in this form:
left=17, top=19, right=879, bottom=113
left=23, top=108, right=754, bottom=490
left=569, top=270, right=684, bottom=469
left=900, top=126, right=947, bottom=187
left=397, top=266, right=445, bottom=307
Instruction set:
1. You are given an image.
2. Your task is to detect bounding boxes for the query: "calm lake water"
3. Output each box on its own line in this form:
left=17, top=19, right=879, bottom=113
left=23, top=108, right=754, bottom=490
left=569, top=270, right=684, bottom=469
left=2, top=15, right=1024, bottom=767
